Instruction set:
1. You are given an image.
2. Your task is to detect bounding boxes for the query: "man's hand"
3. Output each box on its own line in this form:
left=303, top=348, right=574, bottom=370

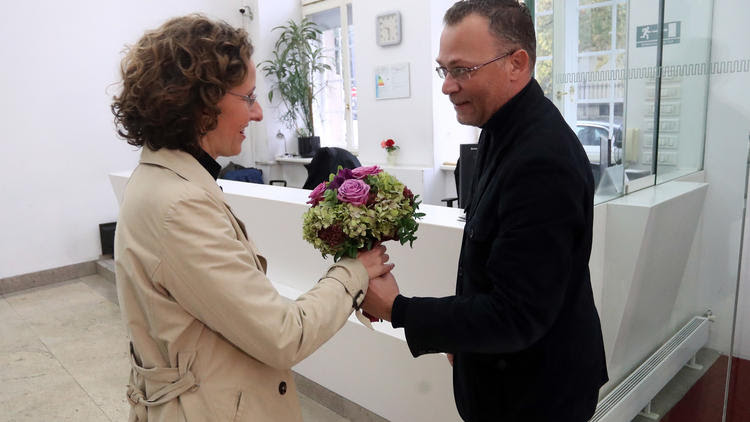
left=357, top=245, right=394, bottom=280
left=361, top=272, right=400, bottom=321
left=446, top=353, right=454, bottom=366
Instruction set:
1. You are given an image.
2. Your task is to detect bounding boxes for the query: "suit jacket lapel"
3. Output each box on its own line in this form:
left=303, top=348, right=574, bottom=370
left=466, top=131, right=511, bottom=221
left=465, top=80, right=542, bottom=221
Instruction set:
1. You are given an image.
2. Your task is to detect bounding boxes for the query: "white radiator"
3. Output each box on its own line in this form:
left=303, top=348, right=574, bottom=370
left=590, top=316, right=711, bottom=422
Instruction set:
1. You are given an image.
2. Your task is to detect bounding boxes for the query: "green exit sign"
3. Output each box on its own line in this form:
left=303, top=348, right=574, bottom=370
left=636, top=21, right=681, bottom=48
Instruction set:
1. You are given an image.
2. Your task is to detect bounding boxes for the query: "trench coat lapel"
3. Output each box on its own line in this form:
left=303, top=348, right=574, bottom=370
left=138, top=147, right=268, bottom=273
left=139, top=148, right=224, bottom=201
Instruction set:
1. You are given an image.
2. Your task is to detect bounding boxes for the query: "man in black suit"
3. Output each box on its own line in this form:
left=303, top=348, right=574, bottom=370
left=361, top=1, right=608, bottom=421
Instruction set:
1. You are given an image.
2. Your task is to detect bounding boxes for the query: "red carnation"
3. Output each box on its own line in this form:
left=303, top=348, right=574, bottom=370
left=367, top=190, right=378, bottom=206
left=385, top=139, right=395, bottom=147
left=403, top=186, right=414, bottom=204
left=318, top=225, right=346, bottom=248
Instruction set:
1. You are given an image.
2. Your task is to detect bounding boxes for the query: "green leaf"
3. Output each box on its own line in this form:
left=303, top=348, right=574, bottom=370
left=259, top=18, right=330, bottom=135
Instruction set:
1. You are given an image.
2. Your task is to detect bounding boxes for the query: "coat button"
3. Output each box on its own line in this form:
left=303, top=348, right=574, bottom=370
left=469, top=228, right=475, bottom=238
left=278, top=381, right=287, bottom=395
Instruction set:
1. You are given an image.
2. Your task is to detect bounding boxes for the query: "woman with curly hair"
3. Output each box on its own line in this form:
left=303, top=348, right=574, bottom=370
left=111, top=15, right=392, bottom=421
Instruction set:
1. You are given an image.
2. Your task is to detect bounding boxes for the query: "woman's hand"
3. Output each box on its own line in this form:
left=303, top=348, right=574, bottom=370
left=357, top=244, right=394, bottom=280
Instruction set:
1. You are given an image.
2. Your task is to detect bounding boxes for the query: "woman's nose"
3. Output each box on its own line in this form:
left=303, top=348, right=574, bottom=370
left=249, top=102, right=263, bottom=122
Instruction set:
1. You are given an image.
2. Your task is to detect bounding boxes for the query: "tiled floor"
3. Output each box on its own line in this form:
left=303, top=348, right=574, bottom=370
left=0, top=275, right=349, bottom=422
left=3, top=273, right=749, bottom=422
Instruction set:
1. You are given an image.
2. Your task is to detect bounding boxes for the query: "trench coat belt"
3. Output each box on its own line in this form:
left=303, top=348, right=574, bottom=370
left=126, top=344, right=198, bottom=421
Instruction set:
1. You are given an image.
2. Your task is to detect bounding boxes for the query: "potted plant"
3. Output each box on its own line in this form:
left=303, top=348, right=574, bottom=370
left=259, top=18, right=330, bottom=158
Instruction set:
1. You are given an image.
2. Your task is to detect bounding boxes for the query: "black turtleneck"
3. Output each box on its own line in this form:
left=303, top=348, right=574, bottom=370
left=195, top=148, right=221, bottom=180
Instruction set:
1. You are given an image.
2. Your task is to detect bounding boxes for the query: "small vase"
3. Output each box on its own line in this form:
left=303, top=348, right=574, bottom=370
left=386, top=150, right=399, bottom=166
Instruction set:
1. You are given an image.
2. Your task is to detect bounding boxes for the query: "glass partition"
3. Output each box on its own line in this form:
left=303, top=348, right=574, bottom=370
left=653, top=0, right=712, bottom=184
left=536, top=0, right=710, bottom=204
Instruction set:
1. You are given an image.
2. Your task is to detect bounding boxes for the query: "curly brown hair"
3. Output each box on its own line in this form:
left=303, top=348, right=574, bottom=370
left=111, top=15, right=253, bottom=154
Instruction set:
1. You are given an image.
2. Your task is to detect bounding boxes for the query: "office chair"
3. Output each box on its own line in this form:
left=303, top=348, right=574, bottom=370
left=441, top=144, right=479, bottom=208
left=219, top=161, right=285, bottom=186
left=441, top=159, right=460, bottom=208
left=302, top=147, right=361, bottom=190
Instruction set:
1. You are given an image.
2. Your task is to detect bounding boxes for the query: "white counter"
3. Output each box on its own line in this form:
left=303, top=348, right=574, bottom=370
left=111, top=170, right=712, bottom=418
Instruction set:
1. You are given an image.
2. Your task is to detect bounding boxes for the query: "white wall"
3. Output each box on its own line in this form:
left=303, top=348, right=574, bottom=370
left=0, top=0, right=251, bottom=279
left=246, top=0, right=301, bottom=163
left=667, top=0, right=750, bottom=355
left=352, top=0, right=435, bottom=168
left=704, top=0, right=750, bottom=359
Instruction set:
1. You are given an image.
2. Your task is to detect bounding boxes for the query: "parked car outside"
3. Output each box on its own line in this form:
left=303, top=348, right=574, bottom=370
left=575, top=121, right=623, bottom=165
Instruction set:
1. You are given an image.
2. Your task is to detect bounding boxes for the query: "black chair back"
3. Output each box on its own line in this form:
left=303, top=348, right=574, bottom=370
left=303, top=147, right=361, bottom=190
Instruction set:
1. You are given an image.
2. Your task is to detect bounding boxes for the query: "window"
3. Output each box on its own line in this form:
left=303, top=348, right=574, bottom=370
left=536, top=0, right=630, bottom=202
left=575, top=1, right=627, bottom=131
left=536, top=0, right=709, bottom=202
left=534, top=0, right=554, bottom=99
left=304, top=1, right=358, bottom=151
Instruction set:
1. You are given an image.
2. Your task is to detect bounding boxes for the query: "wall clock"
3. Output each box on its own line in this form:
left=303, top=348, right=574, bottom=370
left=376, top=11, right=402, bottom=47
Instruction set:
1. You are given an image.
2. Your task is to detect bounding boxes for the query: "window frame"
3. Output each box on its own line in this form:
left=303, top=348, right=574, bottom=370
left=302, top=0, right=358, bottom=153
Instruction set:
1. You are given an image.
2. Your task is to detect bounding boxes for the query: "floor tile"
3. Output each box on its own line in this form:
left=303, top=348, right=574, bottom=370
left=79, top=273, right=119, bottom=304
left=0, top=375, right=110, bottom=422
left=0, top=297, right=41, bottom=353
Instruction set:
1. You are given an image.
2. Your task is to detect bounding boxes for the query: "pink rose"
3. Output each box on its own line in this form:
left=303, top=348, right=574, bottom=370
left=351, top=165, right=382, bottom=179
left=307, top=182, right=327, bottom=206
left=337, top=179, right=370, bottom=206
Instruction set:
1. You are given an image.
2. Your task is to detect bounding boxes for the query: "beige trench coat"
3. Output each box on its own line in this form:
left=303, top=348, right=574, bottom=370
left=114, top=147, right=368, bottom=421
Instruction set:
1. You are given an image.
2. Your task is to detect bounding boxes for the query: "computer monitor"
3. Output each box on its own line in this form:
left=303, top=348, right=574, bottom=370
left=458, top=143, right=479, bottom=209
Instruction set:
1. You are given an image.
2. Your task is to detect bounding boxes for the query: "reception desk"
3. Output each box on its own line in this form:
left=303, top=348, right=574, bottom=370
left=110, top=169, right=711, bottom=421
left=110, top=170, right=465, bottom=421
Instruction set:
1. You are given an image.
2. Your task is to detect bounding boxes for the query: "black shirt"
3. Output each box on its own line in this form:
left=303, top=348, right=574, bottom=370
left=195, top=148, right=221, bottom=180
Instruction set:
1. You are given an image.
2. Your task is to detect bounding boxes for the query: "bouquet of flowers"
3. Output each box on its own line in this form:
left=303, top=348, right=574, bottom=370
left=302, top=165, right=424, bottom=261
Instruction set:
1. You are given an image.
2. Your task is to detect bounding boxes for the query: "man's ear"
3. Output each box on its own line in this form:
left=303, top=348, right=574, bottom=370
left=508, top=49, right=531, bottom=81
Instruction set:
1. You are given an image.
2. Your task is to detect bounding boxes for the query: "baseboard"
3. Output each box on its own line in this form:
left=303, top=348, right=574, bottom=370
left=293, top=372, right=389, bottom=422
left=96, top=258, right=116, bottom=283
left=0, top=260, right=98, bottom=295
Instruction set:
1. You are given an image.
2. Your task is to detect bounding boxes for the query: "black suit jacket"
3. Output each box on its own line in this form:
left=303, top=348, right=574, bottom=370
left=391, top=79, right=608, bottom=421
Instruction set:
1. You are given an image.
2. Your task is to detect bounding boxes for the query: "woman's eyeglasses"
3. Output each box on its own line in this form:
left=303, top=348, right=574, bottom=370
left=228, top=91, right=257, bottom=107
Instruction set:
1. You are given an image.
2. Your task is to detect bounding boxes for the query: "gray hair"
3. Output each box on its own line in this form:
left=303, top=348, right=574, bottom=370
left=444, top=0, right=536, bottom=70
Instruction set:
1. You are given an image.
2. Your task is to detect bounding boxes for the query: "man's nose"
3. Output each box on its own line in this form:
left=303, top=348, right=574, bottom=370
left=442, top=76, right=460, bottom=95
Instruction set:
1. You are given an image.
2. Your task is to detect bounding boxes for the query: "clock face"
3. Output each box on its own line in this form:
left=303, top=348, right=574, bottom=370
left=377, top=12, right=401, bottom=46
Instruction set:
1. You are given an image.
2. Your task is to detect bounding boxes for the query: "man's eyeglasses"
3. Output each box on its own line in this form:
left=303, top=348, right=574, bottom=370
left=435, top=50, right=516, bottom=81
left=228, top=91, right=257, bottom=107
